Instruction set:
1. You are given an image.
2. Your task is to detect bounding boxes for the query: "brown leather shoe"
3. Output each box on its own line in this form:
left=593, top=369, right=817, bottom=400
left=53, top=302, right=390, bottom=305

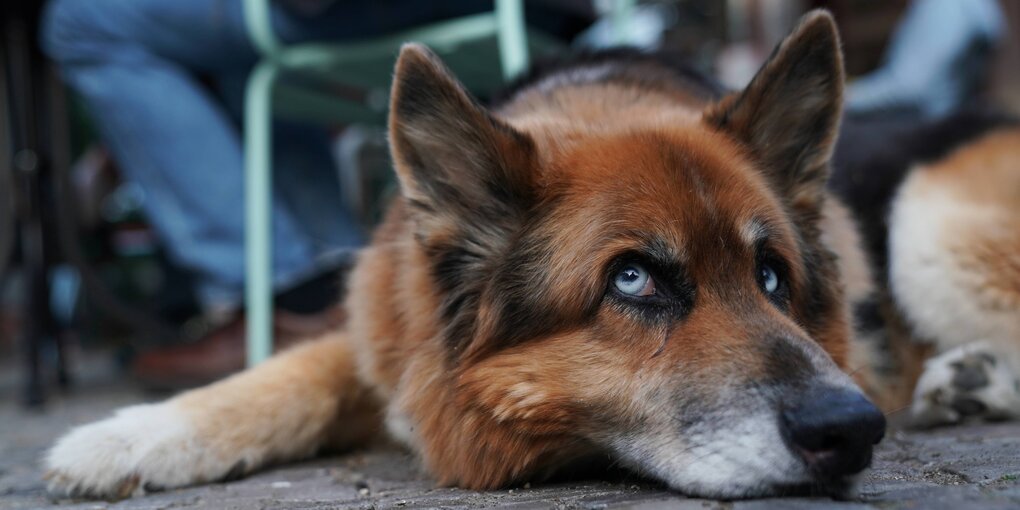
left=130, top=306, right=345, bottom=390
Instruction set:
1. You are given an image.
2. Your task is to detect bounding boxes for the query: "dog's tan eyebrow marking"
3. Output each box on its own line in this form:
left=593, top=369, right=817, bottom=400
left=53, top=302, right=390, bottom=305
left=740, top=218, right=770, bottom=247
left=642, top=235, right=687, bottom=266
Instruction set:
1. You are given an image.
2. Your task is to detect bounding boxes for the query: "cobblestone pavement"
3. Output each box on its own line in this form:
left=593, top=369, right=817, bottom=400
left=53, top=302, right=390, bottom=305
left=1, top=354, right=1018, bottom=510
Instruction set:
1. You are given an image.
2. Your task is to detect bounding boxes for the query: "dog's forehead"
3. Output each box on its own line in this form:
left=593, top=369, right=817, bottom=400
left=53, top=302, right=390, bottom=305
left=542, top=128, right=790, bottom=250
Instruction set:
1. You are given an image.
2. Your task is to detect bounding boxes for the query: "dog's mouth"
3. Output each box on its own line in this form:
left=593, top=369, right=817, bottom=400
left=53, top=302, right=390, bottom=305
left=559, top=448, right=867, bottom=500
left=788, top=440, right=878, bottom=480
left=718, top=441, right=872, bottom=499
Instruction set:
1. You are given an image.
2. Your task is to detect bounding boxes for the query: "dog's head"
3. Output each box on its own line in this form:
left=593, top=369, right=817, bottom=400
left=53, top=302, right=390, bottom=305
left=387, top=10, right=884, bottom=498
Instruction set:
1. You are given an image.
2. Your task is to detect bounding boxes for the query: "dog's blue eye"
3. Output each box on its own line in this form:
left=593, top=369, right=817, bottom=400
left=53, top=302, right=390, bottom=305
left=615, top=264, right=655, bottom=297
left=759, top=264, right=780, bottom=294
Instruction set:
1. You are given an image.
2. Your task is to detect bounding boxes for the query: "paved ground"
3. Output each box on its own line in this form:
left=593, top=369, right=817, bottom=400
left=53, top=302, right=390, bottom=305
left=1, top=352, right=1019, bottom=510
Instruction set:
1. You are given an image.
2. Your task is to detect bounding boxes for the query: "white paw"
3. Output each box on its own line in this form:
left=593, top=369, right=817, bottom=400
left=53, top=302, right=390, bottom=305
left=44, top=402, right=241, bottom=499
left=911, top=343, right=1020, bottom=428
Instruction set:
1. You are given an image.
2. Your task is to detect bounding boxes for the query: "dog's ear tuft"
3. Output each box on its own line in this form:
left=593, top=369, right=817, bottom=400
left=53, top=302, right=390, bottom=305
left=388, top=44, right=536, bottom=238
left=705, top=10, right=844, bottom=215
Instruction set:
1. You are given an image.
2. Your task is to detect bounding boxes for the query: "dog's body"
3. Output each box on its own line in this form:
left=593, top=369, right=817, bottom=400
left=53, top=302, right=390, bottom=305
left=831, top=110, right=1020, bottom=425
left=44, top=11, right=1020, bottom=501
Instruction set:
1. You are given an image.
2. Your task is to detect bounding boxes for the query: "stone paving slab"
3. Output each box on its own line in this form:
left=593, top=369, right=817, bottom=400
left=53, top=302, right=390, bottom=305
left=1, top=357, right=1018, bottom=510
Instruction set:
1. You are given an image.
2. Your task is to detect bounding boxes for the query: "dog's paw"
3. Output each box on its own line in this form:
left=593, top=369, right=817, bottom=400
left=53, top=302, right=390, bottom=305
left=911, top=343, right=1020, bottom=428
left=44, top=402, right=238, bottom=500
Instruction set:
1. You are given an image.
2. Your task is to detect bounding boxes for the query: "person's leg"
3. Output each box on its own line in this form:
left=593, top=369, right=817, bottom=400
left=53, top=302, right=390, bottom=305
left=40, top=0, right=327, bottom=311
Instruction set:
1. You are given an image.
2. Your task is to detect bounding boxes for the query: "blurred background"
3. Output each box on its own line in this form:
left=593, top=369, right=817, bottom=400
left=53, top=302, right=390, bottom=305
left=0, top=0, right=1018, bottom=412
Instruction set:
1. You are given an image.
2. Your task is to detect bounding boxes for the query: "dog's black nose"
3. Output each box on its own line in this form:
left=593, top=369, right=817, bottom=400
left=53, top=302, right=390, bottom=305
left=781, top=387, right=886, bottom=478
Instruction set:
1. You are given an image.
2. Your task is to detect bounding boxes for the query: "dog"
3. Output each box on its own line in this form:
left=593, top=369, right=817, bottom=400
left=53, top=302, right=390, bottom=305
left=831, top=108, right=1020, bottom=427
left=42, top=10, right=1020, bottom=500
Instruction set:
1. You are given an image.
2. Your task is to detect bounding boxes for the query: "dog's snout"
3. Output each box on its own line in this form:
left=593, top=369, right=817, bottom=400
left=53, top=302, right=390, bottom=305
left=781, top=387, right=886, bottom=478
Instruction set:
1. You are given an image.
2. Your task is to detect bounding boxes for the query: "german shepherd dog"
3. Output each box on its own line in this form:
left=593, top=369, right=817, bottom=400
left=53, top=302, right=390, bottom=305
left=44, top=10, right=1020, bottom=500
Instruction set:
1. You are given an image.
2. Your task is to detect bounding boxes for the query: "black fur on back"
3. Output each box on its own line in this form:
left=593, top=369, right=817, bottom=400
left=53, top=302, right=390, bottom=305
left=830, top=108, right=1019, bottom=278
left=490, top=48, right=726, bottom=107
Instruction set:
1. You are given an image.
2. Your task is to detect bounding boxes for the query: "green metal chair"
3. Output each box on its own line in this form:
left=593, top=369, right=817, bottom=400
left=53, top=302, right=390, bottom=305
left=241, top=0, right=564, bottom=366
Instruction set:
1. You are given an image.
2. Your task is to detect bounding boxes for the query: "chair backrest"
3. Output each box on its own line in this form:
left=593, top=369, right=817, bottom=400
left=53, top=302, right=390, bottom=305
left=261, top=4, right=564, bottom=126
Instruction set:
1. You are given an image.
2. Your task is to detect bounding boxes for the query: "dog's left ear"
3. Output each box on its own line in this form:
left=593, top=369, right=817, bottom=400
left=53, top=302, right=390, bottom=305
left=705, top=10, right=843, bottom=215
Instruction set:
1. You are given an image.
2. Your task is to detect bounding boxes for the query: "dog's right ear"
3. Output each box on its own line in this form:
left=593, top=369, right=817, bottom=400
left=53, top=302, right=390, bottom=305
left=704, top=10, right=844, bottom=218
left=388, top=44, right=536, bottom=246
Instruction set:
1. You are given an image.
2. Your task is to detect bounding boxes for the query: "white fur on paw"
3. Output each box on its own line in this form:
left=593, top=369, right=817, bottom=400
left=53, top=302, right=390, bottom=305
left=911, top=343, right=1020, bottom=428
left=44, top=403, right=239, bottom=499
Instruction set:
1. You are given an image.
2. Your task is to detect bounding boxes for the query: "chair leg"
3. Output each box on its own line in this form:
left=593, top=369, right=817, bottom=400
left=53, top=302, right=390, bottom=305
left=495, top=0, right=529, bottom=79
left=17, top=155, right=48, bottom=407
left=21, top=248, right=47, bottom=407
left=244, top=61, right=278, bottom=367
left=609, top=0, right=637, bottom=45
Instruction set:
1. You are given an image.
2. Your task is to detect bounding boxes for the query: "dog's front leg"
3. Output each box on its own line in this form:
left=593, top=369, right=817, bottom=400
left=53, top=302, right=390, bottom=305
left=44, top=333, right=378, bottom=499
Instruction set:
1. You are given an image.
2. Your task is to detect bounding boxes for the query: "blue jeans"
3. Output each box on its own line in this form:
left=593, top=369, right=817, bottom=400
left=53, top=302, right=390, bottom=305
left=41, top=0, right=485, bottom=311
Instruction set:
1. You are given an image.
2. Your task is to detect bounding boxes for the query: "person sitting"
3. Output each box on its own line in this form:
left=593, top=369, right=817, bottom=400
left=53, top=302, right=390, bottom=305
left=40, top=0, right=489, bottom=388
